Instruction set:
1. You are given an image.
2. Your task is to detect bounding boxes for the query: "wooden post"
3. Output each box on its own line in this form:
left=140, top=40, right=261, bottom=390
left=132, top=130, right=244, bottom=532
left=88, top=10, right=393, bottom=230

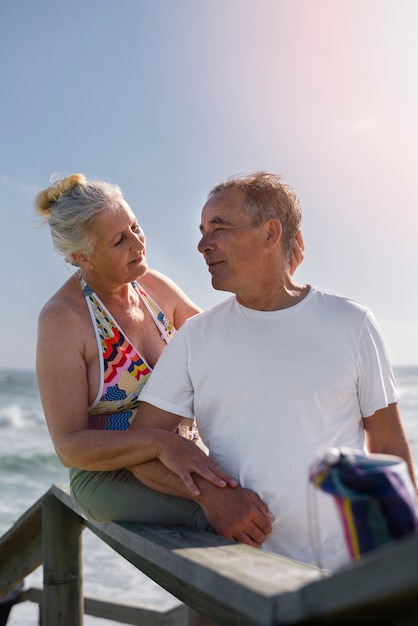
left=42, top=495, right=84, bottom=625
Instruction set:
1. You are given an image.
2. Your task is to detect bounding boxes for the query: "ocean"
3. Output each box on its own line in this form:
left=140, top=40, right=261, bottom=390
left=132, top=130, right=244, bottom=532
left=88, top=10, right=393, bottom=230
left=1, top=367, right=418, bottom=625
left=0, top=370, right=180, bottom=626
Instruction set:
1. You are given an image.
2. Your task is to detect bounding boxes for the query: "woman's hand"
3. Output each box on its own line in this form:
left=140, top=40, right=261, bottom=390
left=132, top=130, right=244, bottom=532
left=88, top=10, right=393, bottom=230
left=156, top=430, right=238, bottom=496
left=290, top=230, right=305, bottom=276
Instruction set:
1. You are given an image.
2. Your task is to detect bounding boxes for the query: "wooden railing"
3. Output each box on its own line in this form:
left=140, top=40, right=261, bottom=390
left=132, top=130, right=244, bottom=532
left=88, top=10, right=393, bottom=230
left=1, top=483, right=418, bottom=625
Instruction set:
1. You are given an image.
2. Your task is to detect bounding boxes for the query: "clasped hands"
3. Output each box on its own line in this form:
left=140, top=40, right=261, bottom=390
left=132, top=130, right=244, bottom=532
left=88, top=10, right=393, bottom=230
left=156, top=431, right=273, bottom=548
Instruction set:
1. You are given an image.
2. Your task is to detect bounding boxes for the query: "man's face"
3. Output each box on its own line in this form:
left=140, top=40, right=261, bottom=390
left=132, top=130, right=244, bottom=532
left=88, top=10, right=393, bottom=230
left=198, top=188, right=268, bottom=298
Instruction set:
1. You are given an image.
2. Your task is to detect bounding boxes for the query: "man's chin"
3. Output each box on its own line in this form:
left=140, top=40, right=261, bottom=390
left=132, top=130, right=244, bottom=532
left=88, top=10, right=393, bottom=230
left=211, top=278, right=232, bottom=294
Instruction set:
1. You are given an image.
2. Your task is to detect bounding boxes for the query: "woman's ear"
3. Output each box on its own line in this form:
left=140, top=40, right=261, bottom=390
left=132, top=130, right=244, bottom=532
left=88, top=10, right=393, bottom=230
left=71, top=252, right=93, bottom=269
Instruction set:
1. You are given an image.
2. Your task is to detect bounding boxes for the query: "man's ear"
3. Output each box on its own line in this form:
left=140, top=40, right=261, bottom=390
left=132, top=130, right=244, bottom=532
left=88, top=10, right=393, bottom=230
left=264, top=218, right=282, bottom=248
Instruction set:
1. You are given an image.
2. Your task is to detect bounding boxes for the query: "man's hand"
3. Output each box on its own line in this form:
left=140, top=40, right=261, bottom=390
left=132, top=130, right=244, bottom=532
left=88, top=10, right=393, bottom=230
left=197, top=482, right=273, bottom=548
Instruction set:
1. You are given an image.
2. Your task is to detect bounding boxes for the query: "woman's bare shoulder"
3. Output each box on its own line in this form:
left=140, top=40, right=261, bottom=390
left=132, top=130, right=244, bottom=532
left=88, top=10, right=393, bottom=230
left=139, top=268, right=175, bottom=289
left=38, top=275, right=87, bottom=327
left=140, top=269, right=196, bottom=301
left=139, top=269, right=201, bottom=326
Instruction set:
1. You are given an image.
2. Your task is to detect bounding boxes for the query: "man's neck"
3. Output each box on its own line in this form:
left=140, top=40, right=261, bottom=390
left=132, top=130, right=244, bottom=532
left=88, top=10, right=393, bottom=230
left=235, top=280, right=310, bottom=311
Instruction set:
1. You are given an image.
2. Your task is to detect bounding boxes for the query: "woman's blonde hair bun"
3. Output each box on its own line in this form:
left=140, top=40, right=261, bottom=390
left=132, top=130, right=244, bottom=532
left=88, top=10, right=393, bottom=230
left=35, top=173, right=124, bottom=264
left=35, top=173, right=87, bottom=216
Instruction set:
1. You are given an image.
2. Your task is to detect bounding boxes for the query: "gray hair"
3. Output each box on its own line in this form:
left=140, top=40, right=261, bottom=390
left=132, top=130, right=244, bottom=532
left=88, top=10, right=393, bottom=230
left=208, top=171, right=302, bottom=262
left=35, top=174, right=124, bottom=265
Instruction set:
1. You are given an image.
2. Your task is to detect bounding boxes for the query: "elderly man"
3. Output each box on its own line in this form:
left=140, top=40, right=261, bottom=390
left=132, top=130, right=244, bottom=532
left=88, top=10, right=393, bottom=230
left=132, top=171, right=416, bottom=572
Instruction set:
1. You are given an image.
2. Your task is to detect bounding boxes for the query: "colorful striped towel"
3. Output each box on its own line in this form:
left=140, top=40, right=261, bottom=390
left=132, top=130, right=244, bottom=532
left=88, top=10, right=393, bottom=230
left=309, top=448, right=418, bottom=560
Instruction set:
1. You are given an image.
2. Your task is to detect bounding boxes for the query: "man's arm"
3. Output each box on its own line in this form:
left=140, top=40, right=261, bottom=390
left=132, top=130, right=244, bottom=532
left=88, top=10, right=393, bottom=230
left=363, top=402, right=417, bottom=492
left=129, top=458, right=272, bottom=547
left=130, top=401, right=273, bottom=546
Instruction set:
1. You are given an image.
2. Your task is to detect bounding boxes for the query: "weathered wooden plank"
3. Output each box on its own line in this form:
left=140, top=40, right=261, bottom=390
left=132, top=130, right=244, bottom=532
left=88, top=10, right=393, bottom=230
left=77, top=519, right=321, bottom=623
left=42, top=493, right=84, bottom=626
left=49, top=483, right=323, bottom=624
left=83, top=595, right=187, bottom=625
left=49, top=484, right=323, bottom=625
left=0, top=493, right=44, bottom=596
left=10, top=483, right=416, bottom=625
left=273, top=532, right=418, bottom=624
left=84, top=521, right=267, bottom=625
left=22, top=586, right=187, bottom=626
left=3, top=483, right=316, bottom=624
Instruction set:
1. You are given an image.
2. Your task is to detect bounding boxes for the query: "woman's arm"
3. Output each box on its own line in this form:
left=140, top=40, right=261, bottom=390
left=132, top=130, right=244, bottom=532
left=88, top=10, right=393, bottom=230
left=37, top=299, right=233, bottom=496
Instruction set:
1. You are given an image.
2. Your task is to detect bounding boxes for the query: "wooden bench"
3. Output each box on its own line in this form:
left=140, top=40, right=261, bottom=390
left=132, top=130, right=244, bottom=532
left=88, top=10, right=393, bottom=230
left=1, top=483, right=418, bottom=624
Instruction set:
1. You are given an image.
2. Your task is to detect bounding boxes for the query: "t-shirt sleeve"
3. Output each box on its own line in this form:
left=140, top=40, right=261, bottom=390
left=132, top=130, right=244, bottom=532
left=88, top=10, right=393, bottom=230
left=358, top=310, right=399, bottom=418
left=140, top=328, right=195, bottom=419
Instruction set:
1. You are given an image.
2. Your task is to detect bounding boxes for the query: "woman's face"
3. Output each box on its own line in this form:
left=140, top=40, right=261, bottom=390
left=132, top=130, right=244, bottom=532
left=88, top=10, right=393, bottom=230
left=85, top=201, right=148, bottom=283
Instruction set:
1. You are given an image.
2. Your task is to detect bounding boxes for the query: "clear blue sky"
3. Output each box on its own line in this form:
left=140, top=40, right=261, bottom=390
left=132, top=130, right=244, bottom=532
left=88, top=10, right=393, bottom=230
left=2, top=0, right=418, bottom=370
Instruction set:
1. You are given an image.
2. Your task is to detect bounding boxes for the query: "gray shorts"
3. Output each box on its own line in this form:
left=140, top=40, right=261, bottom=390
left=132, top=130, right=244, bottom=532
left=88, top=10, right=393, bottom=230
left=70, top=467, right=212, bottom=530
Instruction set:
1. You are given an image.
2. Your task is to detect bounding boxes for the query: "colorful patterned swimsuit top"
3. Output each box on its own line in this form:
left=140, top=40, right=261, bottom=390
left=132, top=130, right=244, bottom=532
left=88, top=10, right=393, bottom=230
left=81, top=275, right=175, bottom=430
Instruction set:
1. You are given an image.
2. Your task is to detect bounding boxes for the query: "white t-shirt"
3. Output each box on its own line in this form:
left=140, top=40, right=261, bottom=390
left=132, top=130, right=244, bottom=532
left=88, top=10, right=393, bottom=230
left=141, top=286, right=398, bottom=571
